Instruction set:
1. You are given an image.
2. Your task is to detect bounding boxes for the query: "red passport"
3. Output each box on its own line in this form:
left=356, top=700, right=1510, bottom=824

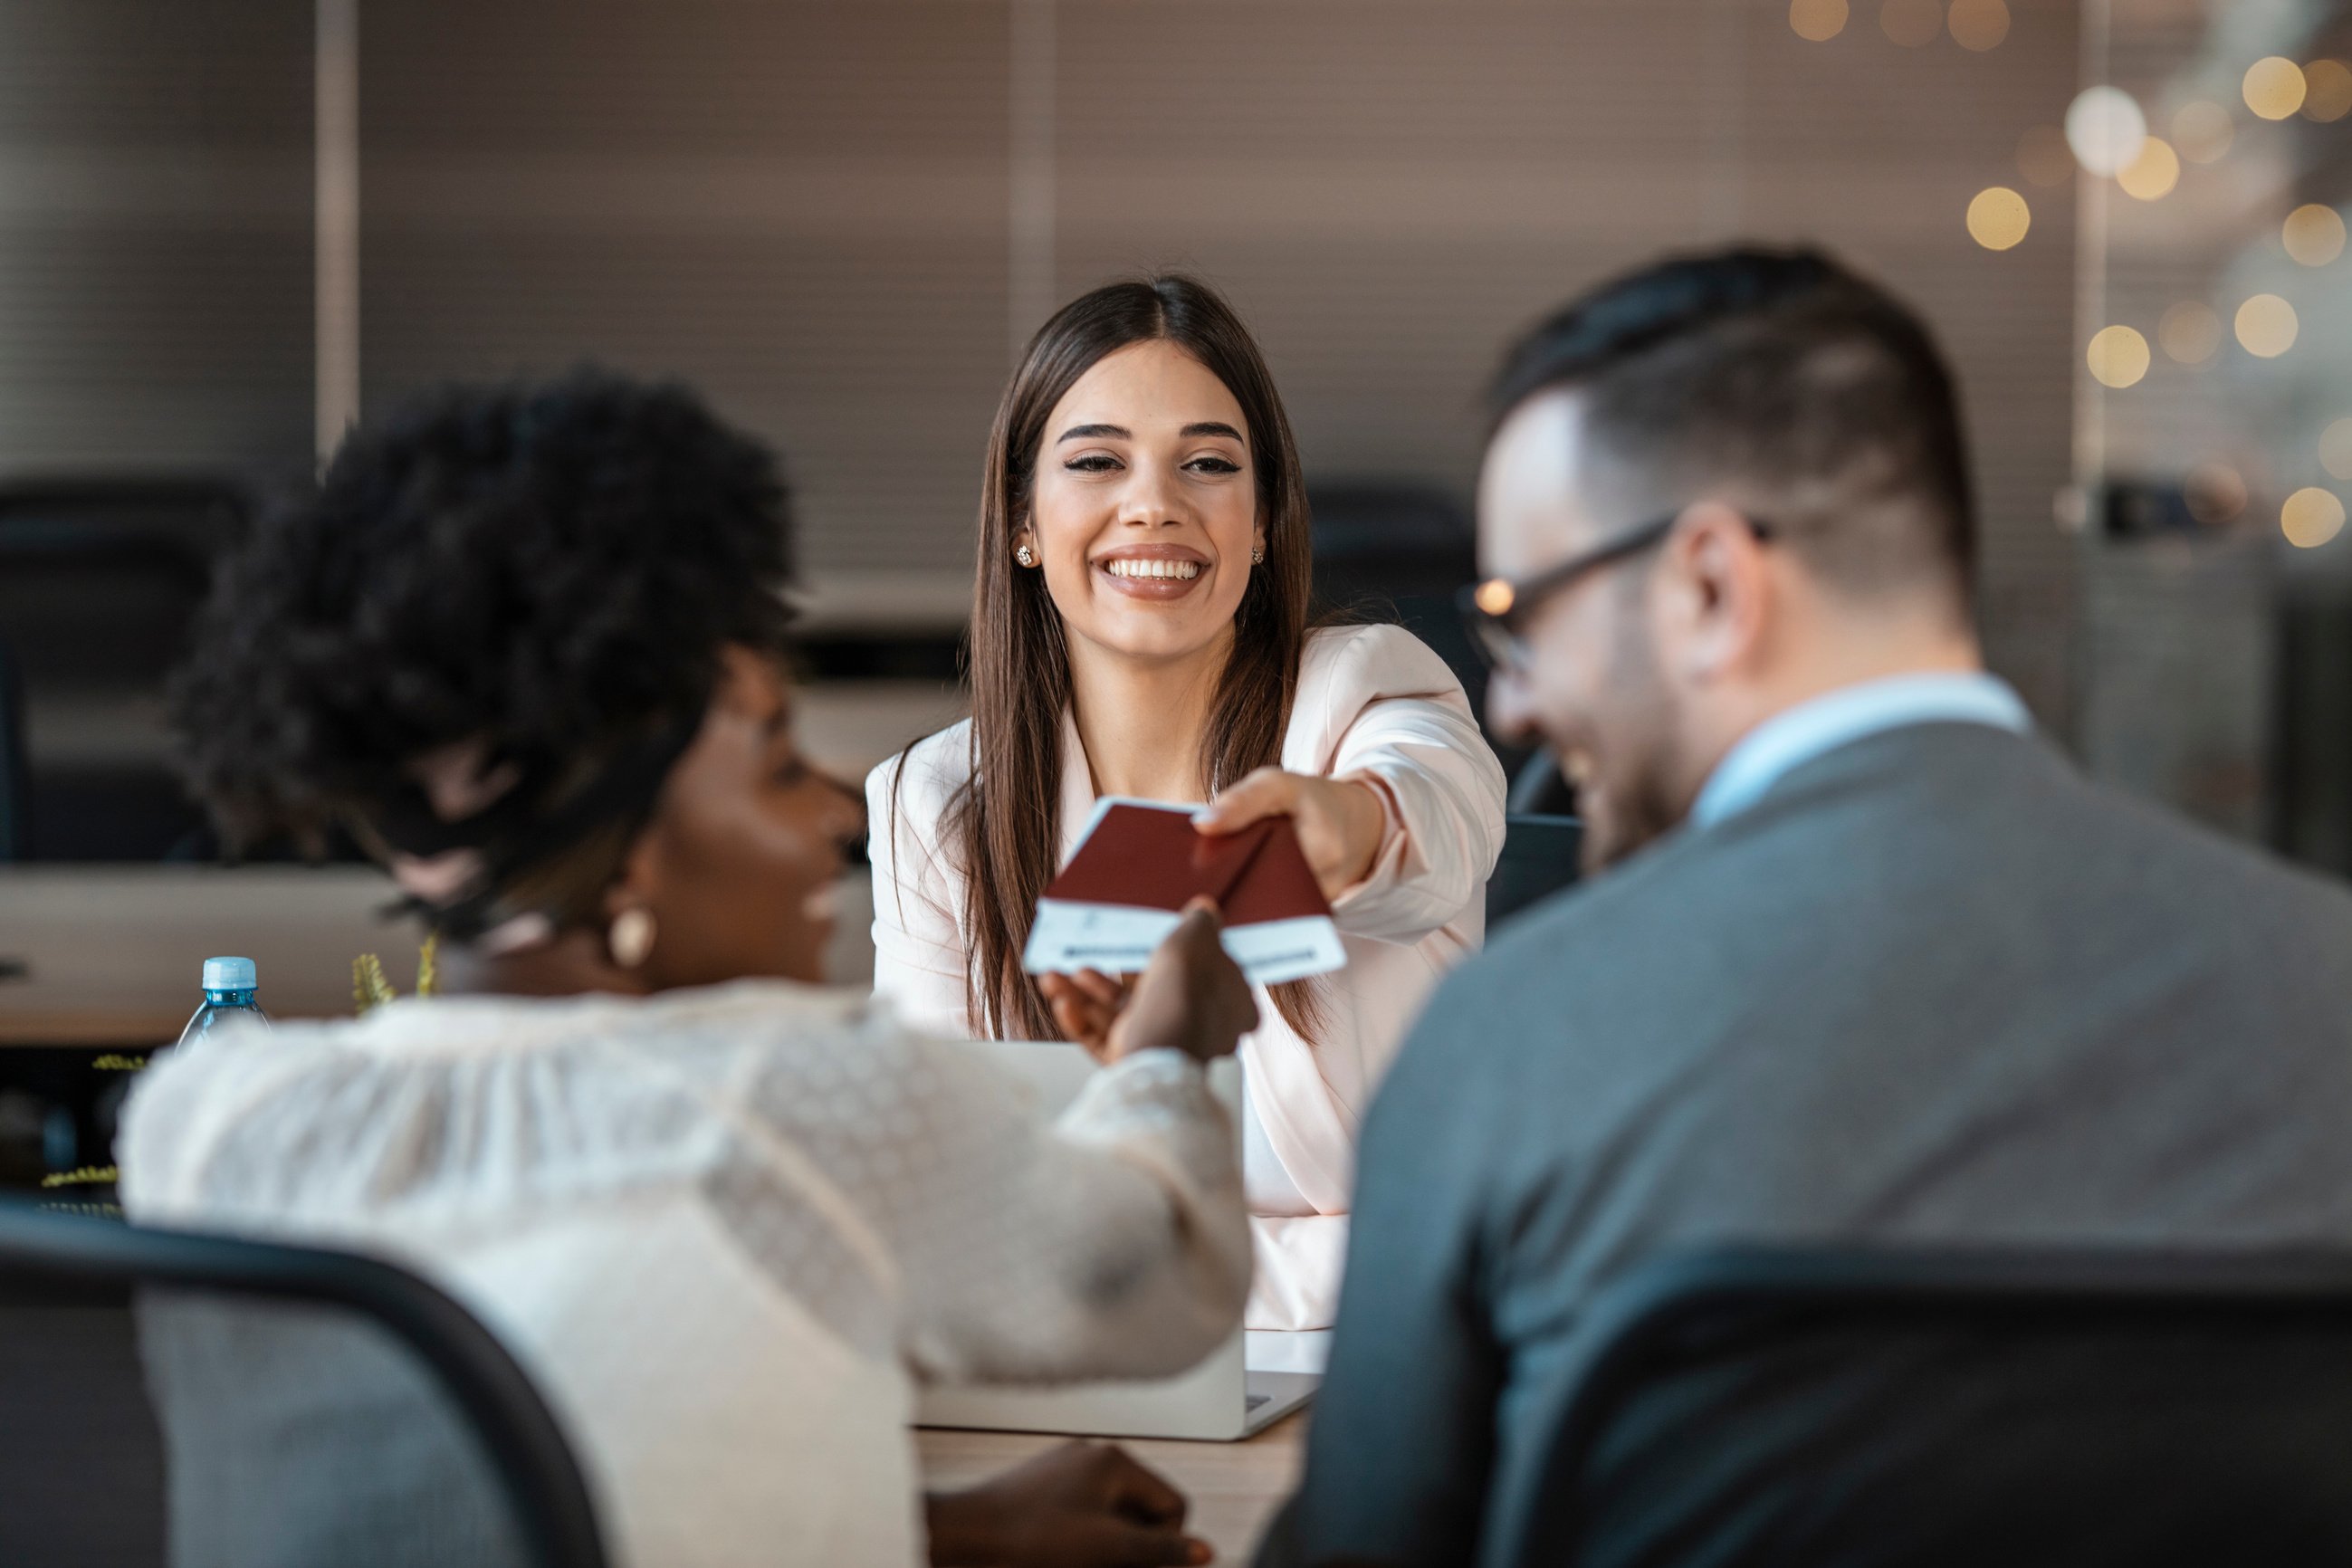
left=1023, top=798, right=1348, bottom=986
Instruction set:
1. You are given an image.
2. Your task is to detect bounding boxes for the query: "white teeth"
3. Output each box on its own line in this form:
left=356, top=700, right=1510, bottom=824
left=1562, top=750, right=1596, bottom=787
left=1104, top=558, right=1201, bottom=580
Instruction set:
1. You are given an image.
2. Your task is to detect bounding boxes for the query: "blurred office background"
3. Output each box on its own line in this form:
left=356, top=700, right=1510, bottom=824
left=0, top=0, right=2346, bottom=997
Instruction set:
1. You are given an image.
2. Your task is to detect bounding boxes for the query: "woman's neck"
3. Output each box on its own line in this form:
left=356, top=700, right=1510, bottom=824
left=1065, top=630, right=1231, bottom=803
left=431, top=930, right=650, bottom=999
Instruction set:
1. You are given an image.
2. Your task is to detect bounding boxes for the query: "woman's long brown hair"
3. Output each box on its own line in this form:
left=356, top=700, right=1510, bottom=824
left=902, top=274, right=1319, bottom=1043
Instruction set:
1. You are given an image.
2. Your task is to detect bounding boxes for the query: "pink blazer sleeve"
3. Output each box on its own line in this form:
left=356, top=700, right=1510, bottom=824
left=1285, top=624, right=1508, bottom=944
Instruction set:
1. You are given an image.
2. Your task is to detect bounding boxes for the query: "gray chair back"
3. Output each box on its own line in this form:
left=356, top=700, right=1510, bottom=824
left=1497, top=1247, right=2352, bottom=1568
left=0, top=1200, right=607, bottom=1568
left=0, top=480, right=247, bottom=859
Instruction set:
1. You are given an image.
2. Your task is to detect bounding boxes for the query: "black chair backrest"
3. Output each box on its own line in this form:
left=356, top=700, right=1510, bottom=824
left=1487, top=814, right=1582, bottom=928
left=0, top=637, right=27, bottom=860
left=1308, top=484, right=1487, bottom=709
left=0, top=479, right=250, bottom=859
left=1498, top=1248, right=2352, bottom=1568
left=0, top=1200, right=607, bottom=1568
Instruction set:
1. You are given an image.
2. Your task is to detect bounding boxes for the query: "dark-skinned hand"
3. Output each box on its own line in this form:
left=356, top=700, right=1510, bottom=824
left=924, top=1440, right=1211, bottom=1566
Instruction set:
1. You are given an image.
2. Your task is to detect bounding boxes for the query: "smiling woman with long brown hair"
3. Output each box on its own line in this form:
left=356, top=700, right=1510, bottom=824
left=869, top=275, right=1507, bottom=1356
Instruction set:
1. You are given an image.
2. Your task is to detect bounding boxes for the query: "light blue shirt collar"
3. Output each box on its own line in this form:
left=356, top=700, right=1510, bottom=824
left=1690, top=671, right=2032, bottom=830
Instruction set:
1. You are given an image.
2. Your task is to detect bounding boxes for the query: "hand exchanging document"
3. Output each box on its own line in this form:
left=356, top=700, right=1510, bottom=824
left=1037, top=899, right=1258, bottom=1064
left=1189, top=767, right=1389, bottom=903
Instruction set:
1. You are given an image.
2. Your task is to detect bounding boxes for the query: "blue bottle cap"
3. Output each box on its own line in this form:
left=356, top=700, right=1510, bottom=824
left=203, top=956, right=258, bottom=991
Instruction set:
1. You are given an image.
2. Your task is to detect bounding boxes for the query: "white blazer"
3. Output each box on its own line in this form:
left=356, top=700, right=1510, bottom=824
left=865, top=623, right=1508, bottom=1332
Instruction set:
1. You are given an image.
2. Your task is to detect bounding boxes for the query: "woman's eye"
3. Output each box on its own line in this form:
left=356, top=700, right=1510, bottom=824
left=1186, top=455, right=1242, bottom=474
left=1066, top=454, right=1121, bottom=473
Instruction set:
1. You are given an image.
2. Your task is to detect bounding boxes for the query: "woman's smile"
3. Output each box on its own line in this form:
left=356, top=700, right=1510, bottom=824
left=1095, top=544, right=1212, bottom=601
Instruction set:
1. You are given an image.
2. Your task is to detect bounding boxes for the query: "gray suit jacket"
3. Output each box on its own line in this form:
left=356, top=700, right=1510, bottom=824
left=1277, top=722, right=2352, bottom=1566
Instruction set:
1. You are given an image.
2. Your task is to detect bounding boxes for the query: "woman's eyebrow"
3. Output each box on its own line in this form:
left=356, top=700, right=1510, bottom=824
left=1181, top=421, right=1245, bottom=441
left=1057, top=422, right=1129, bottom=443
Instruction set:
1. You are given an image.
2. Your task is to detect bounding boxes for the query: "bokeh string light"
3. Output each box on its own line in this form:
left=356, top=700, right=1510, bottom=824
left=2158, top=301, right=2223, bottom=364
left=2171, top=100, right=2235, bottom=163
left=1966, top=186, right=2032, bottom=249
left=2087, top=325, right=2151, bottom=389
left=2281, top=488, right=2347, bottom=550
left=2243, top=55, right=2309, bottom=120
left=2067, top=86, right=2147, bottom=177
left=2302, top=59, right=2352, bottom=122
left=2235, top=293, right=2299, bottom=358
left=2282, top=204, right=2347, bottom=266
left=1802, top=27, right=2323, bottom=552
left=1789, top=0, right=1848, bottom=42
left=2117, top=136, right=2180, bottom=200
left=2323, top=417, right=2352, bottom=483
left=1946, top=0, right=2009, bottom=52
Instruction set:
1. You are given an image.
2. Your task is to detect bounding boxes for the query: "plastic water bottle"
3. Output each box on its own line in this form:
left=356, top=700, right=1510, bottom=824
left=177, top=956, right=269, bottom=1048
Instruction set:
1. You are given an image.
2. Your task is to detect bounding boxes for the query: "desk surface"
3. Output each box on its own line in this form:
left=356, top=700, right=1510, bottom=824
left=0, top=866, right=404, bottom=1046
left=917, top=1413, right=1304, bottom=1563
left=0, top=865, right=885, bottom=1047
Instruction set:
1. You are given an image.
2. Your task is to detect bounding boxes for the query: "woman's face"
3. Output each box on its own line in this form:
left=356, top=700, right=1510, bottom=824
left=624, top=646, right=864, bottom=989
left=1019, top=339, right=1264, bottom=668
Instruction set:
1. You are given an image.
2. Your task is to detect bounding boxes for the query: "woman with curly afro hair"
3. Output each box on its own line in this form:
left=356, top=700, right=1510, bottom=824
left=120, top=369, right=1258, bottom=1568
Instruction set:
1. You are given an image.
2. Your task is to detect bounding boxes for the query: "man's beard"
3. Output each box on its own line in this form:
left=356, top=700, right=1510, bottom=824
left=1577, top=748, right=1685, bottom=875
left=1573, top=617, right=1689, bottom=875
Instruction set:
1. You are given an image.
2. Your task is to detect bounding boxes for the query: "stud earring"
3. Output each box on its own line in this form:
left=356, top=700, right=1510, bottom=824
left=608, top=906, right=657, bottom=970
left=1015, top=545, right=1037, bottom=568
left=1251, top=544, right=1265, bottom=565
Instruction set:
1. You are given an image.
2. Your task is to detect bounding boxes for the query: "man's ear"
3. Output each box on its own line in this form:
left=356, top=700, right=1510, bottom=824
left=1661, top=501, right=1772, bottom=683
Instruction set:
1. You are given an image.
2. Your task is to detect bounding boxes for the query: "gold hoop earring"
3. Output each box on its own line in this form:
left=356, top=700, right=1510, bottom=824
left=608, top=906, right=656, bottom=970
left=1015, top=545, right=1037, bottom=568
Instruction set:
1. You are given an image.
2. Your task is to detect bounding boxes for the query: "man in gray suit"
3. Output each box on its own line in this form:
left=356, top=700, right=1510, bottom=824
left=1269, top=247, right=2352, bottom=1565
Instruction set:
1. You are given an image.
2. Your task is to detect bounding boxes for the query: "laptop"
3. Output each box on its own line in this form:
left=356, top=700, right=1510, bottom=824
left=913, top=1040, right=1318, bottom=1441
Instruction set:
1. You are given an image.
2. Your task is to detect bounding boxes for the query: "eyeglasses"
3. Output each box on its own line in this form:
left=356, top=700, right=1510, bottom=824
left=1457, top=510, right=1774, bottom=672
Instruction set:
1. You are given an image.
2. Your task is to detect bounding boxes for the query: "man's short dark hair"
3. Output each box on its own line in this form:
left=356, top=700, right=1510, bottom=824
left=1489, top=246, right=1975, bottom=608
left=170, top=367, right=795, bottom=854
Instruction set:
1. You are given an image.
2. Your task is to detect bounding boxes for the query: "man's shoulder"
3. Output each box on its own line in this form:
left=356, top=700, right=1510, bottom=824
left=1414, top=722, right=2352, bottom=1058
left=1398, top=828, right=1717, bottom=1076
left=1837, top=722, right=2352, bottom=926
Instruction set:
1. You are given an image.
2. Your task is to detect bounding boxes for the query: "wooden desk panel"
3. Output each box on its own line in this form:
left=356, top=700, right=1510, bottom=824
left=918, top=1413, right=1305, bottom=1564
left=0, top=867, right=406, bottom=1046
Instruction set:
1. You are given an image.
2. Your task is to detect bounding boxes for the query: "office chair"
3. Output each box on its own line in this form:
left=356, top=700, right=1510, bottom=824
left=0, top=1199, right=607, bottom=1568
left=0, top=478, right=249, bottom=859
left=1308, top=484, right=1489, bottom=705
left=1486, top=814, right=1582, bottom=927
left=1506, top=751, right=1577, bottom=818
left=1496, top=1247, right=2352, bottom=1568
left=0, top=637, right=27, bottom=860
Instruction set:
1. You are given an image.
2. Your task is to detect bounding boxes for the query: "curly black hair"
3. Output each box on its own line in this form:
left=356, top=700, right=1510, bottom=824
left=170, top=368, right=795, bottom=859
